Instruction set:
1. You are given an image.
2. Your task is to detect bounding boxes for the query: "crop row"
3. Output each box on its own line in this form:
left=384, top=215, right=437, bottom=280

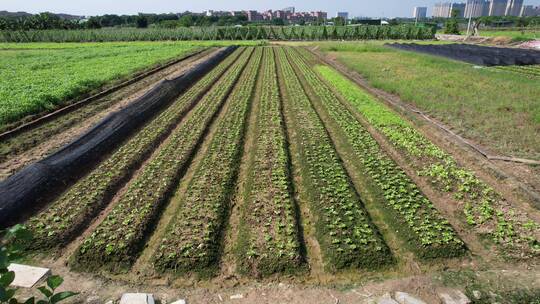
left=235, top=48, right=303, bottom=276
left=152, top=48, right=262, bottom=273
left=288, top=47, right=465, bottom=258
left=494, top=65, right=540, bottom=77
left=26, top=49, right=244, bottom=251
left=276, top=47, right=391, bottom=270
left=315, top=59, right=540, bottom=258
left=0, top=25, right=435, bottom=43
left=0, top=42, right=202, bottom=127
left=72, top=48, right=254, bottom=271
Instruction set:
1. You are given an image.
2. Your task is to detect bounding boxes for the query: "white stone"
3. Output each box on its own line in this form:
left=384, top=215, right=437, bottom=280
left=394, top=292, right=427, bottom=304
left=377, top=293, right=399, bottom=304
left=472, top=291, right=481, bottom=299
left=230, top=294, right=244, bottom=299
left=438, top=290, right=471, bottom=304
left=7, top=263, right=51, bottom=288
left=105, top=301, right=114, bottom=304
left=119, top=293, right=155, bottom=304
left=170, top=300, right=186, bottom=304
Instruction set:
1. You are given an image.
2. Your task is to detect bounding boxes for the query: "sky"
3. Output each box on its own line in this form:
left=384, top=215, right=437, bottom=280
left=2, top=0, right=540, bottom=18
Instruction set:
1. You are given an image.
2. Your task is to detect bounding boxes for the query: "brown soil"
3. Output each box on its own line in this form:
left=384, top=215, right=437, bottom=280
left=0, top=48, right=220, bottom=181
left=15, top=263, right=540, bottom=304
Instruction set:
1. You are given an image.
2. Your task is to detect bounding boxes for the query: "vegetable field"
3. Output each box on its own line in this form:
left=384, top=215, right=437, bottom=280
left=0, top=41, right=257, bottom=128
left=2, top=44, right=539, bottom=286
left=492, top=64, right=540, bottom=78
left=0, top=25, right=435, bottom=43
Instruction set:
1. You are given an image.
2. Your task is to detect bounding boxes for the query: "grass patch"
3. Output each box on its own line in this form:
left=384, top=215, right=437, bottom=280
left=0, top=41, right=263, bottom=128
left=318, top=41, right=540, bottom=159
left=438, top=269, right=540, bottom=304
left=480, top=29, right=540, bottom=41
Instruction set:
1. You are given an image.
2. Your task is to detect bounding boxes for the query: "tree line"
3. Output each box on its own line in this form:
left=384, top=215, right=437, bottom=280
left=1, top=12, right=538, bottom=32
left=0, top=12, right=250, bottom=30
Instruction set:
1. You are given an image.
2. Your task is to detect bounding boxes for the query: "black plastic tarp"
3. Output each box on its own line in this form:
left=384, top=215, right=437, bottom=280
left=0, top=46, right=237, bottom=228
left=387, top=43, right=540, bottom=66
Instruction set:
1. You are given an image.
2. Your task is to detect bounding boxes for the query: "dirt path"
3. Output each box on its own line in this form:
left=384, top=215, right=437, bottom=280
left=0, top=48, right=219, bottom=181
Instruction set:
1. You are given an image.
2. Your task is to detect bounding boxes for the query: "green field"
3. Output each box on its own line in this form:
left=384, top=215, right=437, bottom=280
left=479, top=29, right=540, bottom=40
left=0, top=41, right=259, bottom=127
left=1, top=43, right=539, bottom=303
left=0, top=25, right=435, bottom=43
left=314, top=41, right=540, bottom=160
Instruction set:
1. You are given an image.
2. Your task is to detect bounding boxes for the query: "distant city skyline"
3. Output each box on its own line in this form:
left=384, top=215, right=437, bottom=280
left=3, top=0, right=540, bottom=18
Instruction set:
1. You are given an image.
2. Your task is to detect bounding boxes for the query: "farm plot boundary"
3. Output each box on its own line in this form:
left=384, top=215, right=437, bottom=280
left=304, top=46, right=540, bottom=208
left=0, top=48, right=209, bottom=138
left=0, top=46, right=237, bottom=228
left=0, top=48, right=221, bottom=183
left=5, top=46, right=539, bottom=288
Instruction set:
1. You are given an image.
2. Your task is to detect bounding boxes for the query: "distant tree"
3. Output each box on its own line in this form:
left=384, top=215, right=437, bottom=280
left=157, top=20, right=179, bottom=28
left=178, top=15, right=194, bottom=27
left=332, top=16, right=345, bottom=26
left=86, top=16, right=102, bottom=29
left=444, top=9, right=460, bottom=35
left=136, top=14, right=148, bottom=28
left=272, top=18, right=285, bottom=26
left=321, top=25, right=328, bottom=40
left=99, top=14, right=124, bottom=27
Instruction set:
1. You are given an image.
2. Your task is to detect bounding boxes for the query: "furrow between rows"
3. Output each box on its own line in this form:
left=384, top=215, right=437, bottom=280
left=235, top=47, right=303, bottom=277
left=276, top=47, right=392, bottom=271
left=287, top=47, right=465, bottom=259
left=71, top=48, right=253, bottom=272
left=152, top=47, right=262, bottom=274
left=26, top=48, right=244, bottom=252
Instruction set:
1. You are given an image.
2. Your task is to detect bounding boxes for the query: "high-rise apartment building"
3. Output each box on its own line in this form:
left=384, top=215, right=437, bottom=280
left=464, top=0, right=489, bottom=17
left=337, top=12, right=349, bottom=20
left=433, top=2, right=452, bottom=17
left=283, top=7, right=295, bottom=13
left=520, top=5, right=537, bottom=16
left=312, top=11, right=327, bottom=20
left=505, top=0, right=524, bottom=16
left=488, top=0, right=507, bottom=16
left=433, top=2, right=466, bottom=17
left=452, top=3, right=467, bottom=17
left=413, top=7, right=428, bottom=19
